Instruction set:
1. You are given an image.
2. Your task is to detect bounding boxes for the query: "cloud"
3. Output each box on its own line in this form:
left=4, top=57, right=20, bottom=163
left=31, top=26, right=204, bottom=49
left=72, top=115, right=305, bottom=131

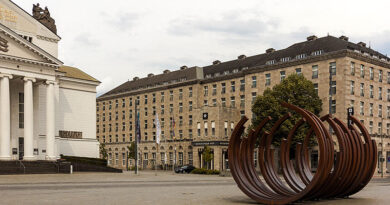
left=97, top=76, right=115, bottom=97
left=73, top=33, right=100, bottom=48
left=107, top=12, right=140, bottom=32
left=168, top=10, right=278, bottom=38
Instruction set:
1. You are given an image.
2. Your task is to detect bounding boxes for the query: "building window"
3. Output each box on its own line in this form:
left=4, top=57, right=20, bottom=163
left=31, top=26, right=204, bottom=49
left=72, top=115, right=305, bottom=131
left=188, top=152, right=193, bottom=165
left=161, top=92, right=165, bottom=103
left=252, top=92, right=257, bottom=104
left=204, top=86, right=208, bottom=96
left=144, top=95, right=148, bottom=104
left=115, top=100, right=118, bottom=108
left=212, top=84, right=217, bottom=95
left=379, top=70, right=383, bottom=82
left=240, top=95, right=245, bottom=108
left=211, top=121, right=215, bottom=136
left=314, top=83, right=318, bottom=95
left=179, top=103, right=183, bottom=113
left=252, top=76, right=257, bottom=87
left=379, top=87, right=382, bottom=100
left=115, top=153, right=119, bottom=165
left=152, top=93, right=156, bottom=103
left=369, top=103, right=373, bottom=116
left=369, top=121, right=373, bottom=134
left=240, top=79, right=245, bottom=91
left=197, top=123, right=201, bottom=137
left=350, top=62, right=355, bottom=75
left=115, top=135, right=119, bottom=142
left=379, top=105, right=383, bottom=117
left=330, top=81, right=336, bottom=95
left=178, top=152, right=183, bottom=166
left=296, top=68, right=302, bottom=75
left=103, top=102, right=106, bottom=111
left=280, top=71, right=286, bottom=81
left=19, top=93, right=24, bottom=128
left=231, top=81, right=235, bottom=92
left=144, top=120, right=148, bottom=129
left=179, top=116, right=183, bottom=126
left=350, top=81, right=355, bottom=95
left=330, top=62, right=336, bottom=75
left=122, top=99, right=125, bottom=107
left=221, top=98, right=226, bottom=107
left=179, top=130, right=183, bottom=140
left=189, top=101, right=193, bottom=111
left=144, top=108, right=148, bottom=116
left=387, top=106, right=390, bottom=119
left=109, top=101, right=112, bottom=110
left=189, top=115, right=193, bottom=125
left=230, top=96, right=235, bottom=107
left=204, top=100, right=208, bottom=106
left=122, top=122, right=126, bottom=131
left=360, top=64, right=365, bottom=78
left=212, top=99, right=217, bottom=106
left=360, top=83, right=364, bottom=96
left=265, top=73, right=271, bottom=86
left=388, top=72, right=390, bottom=84
left=360, top=101, right=364, bottom=115
left=224, top=121, right=228, bottom=137
left=189, top=87, right=193, bottom=97
left=369, top=85, right=374, bottom=98
left=169, top=104, right=173, bottom=113
left=312, top=65, right=318, bottom=79
left=179, top=89, right=183, bottom=100
left=161, top=118, right=165, bottom=128
left=221, top=83, right=226, bottom=94
left=161, top=105, right=165, bottom=115
left=129, top=98, right=132, bottom=106
left=369, top=67, right=374, bottom=80
left=331, top=100, right=336, bottom=114
left=170, top=90, right=174, bottom=101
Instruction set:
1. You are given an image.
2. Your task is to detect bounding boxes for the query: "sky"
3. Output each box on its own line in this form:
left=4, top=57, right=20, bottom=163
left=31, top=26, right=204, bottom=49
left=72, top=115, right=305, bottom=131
left=13, top=0, right=390, bottom=96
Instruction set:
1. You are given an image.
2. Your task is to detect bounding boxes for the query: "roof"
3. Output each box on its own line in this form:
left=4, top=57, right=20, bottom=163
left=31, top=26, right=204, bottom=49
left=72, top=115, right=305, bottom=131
left=203, top=35, right=390, bottom=76
left=100, top=66, right=201, bottom=97
left=59, top=66, right=100, bottom=83
left=99, top=35, right=390, bottom=99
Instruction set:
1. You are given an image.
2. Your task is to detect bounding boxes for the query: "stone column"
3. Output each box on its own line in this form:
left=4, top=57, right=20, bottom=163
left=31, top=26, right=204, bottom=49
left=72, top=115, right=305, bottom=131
left=46, top=81, right=56, bottom=160
left=0, top=74, right=13, bottom=160
left=23, top=77, right=36, bottom=161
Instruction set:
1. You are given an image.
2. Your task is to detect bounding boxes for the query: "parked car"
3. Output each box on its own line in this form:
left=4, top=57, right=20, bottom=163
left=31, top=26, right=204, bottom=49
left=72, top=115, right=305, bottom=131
left=175, top=165, right=195, bottom=173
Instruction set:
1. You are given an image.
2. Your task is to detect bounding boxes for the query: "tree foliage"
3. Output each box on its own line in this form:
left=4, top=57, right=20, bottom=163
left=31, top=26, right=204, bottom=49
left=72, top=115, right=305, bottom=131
left=99, top=143, right=108, bottom=160
left=127, top=142, right=136, bottom=159
left=251, top=74, right=322, bottom=147
left=202, top=145, right=213, bottom=170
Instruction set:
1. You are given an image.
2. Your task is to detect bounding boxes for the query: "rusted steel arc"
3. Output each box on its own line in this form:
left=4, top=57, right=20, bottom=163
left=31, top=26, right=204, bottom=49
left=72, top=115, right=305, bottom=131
left=229, top=102, right=376, bottom=205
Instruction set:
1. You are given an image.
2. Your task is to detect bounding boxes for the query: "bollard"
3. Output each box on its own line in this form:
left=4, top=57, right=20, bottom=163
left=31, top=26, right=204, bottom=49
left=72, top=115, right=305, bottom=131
left=70, top=165, right=73, bottom=174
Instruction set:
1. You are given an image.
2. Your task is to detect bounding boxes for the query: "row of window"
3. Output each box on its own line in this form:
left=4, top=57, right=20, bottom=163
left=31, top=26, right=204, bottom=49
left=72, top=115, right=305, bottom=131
left=353, top=100, right=390, bottom=118
left=107, top=151, right=193, bottom=167
left=350, top=62, right=390, bottom=83
left=350, top=81, right=390, bottom=100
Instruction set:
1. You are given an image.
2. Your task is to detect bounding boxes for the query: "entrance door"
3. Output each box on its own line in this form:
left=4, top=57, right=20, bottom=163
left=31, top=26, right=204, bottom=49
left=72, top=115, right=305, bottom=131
left=19, top=137, right=24, bottom=160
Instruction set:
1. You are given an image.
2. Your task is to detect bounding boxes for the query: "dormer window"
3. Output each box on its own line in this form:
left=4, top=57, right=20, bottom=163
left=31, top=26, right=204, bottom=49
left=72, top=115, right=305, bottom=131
left=215, top=73, right=220, bottom=77
left=311, top=50, right=323, bottom=56
left=224, top=71, right=230, bottom=75
left=266, top=60, right=276, bottom=65
left=205, top=74, right=212, bottom=78
left=280, top=57, right=291, bottom=62
left=242, top=67, right=248, bottom=70
left=296, top=54, right=307, bottom=59
left=233, top=69, right=239, bottom=73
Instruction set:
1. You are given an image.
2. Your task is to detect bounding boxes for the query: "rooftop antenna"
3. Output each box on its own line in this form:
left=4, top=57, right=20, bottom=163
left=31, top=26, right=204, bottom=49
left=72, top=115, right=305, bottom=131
left=327, top=32, right=329, bottom=36
left=369, top=41, right=371, bottom=49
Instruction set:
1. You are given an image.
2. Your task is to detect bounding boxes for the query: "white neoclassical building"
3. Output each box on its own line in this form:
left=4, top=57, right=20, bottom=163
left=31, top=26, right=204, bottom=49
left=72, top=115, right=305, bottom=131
left=0, top=0, right=100, bottom=161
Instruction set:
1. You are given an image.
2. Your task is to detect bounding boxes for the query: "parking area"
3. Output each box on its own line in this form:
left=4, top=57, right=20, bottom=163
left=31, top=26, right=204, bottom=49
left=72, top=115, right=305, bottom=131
left=0, top=171, right=389, bottom=205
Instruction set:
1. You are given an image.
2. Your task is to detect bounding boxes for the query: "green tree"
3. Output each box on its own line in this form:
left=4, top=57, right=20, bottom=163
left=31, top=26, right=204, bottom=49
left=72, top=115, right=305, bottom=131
left=202, top=145, right=213, bottom=170
left=251, top=74, right=322, bottom=148
left=99, top=143, right=108, bottom=160
left=127, top=142, right=136, bottom=159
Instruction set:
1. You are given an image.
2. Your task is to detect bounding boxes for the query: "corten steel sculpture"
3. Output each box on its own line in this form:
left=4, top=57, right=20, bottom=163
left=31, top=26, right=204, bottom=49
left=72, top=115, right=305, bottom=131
left=228, top=102, right=377, bottom=205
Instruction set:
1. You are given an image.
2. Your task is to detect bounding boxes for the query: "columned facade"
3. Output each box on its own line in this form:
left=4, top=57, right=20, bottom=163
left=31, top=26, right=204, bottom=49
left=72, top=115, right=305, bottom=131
left=0, top=73, right=13, bottom=160
left=0, top=73, right=56, bottom=161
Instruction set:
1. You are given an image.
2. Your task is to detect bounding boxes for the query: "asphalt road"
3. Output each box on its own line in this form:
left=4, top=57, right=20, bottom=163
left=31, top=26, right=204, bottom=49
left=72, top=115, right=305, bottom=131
left=0, top=171, right=389, bottom=205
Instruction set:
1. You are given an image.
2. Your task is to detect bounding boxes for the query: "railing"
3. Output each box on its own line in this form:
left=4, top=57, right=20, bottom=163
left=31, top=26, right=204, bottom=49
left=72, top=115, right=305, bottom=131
left=19, top=161, right=25, bottom=174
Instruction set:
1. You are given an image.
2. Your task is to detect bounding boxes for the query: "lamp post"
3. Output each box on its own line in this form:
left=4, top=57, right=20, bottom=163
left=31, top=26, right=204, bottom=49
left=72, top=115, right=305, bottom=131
left=381, top=117, right=384, bottom=178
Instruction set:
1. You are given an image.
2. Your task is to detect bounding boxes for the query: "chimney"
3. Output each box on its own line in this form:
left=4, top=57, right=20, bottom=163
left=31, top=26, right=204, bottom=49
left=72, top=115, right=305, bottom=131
left=357, top=42, right=366, bottom=47
left=339, top=35, right=349, bottom=41
left=133, top=77, right=139, bottom=81
left=213, top=60, right=221, bottom=65
left=307, top=35, right=318, bottom=41
left=238, top=55, right=246, bottom=60
left=147, top=73, right=154, bottom=77
left=266, top=48, right=275, bottom=54
left=163, top=69, right=170, bottom=74
left=180, top=65, right=188, bottom=70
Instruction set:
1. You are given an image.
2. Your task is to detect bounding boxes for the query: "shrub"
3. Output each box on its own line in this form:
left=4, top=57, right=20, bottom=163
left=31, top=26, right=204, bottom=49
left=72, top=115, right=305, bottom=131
left=191, top=168, right=220, bottom=175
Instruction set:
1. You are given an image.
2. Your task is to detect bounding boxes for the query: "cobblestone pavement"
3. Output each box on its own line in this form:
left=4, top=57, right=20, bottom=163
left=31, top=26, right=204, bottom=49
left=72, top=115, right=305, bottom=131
left=0, top=171, right=389, bottom=205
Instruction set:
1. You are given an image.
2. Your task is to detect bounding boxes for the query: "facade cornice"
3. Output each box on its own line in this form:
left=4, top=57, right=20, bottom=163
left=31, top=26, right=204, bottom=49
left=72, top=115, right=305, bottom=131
left=0, top=53, right=59, bottom=68
left=36, top=35, right=60, bottom=43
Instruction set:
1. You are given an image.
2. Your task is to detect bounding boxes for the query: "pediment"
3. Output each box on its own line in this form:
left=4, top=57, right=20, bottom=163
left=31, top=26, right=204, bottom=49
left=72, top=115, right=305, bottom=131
left=0, top=31, right=51, bottom=63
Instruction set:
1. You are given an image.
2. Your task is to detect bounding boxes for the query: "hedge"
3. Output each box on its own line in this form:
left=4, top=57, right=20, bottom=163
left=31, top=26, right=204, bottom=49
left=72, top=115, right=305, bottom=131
left=191, top=168, right=220, bottom=175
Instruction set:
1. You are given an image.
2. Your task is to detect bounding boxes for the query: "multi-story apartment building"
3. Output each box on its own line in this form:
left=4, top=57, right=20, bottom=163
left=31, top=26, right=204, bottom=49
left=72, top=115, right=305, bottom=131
left=97, top=35, right=390, bottom=176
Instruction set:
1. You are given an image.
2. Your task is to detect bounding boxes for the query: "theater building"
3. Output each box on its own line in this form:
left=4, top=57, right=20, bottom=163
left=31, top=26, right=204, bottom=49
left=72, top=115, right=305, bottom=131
left=97, top=35, right=390, bottom=176
left=0, top=0, right=100, bottom=161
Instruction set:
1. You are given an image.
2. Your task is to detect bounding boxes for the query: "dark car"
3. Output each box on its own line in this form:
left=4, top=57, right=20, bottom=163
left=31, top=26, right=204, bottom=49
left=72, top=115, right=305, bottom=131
left=175, top=165, right=195, bottom=173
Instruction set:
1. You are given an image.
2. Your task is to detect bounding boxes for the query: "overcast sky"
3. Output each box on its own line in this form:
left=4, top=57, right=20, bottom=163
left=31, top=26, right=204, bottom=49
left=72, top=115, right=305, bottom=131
left=13, top=0, right=390, bottom=96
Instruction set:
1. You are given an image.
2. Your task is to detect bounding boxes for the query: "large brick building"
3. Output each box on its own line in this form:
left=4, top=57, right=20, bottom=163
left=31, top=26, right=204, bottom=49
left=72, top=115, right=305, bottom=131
left=97, top=35, right=390, bottom=176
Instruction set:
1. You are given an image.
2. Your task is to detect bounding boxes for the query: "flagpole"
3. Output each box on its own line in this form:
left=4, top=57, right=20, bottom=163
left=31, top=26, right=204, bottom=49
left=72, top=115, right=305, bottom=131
left=135, top=99, right=138, bottom=175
